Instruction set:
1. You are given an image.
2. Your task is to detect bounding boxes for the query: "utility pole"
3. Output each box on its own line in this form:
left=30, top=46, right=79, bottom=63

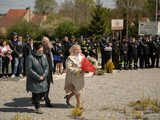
left=156, top=0, right=158, bottom=22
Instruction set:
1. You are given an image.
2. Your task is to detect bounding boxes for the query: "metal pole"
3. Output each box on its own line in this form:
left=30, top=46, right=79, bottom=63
left=156, top=0, right=158, bottom=22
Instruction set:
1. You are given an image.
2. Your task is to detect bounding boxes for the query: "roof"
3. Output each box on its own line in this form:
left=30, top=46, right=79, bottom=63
left=0, top=9, right=28, bottom=28
left=6, top=9, right=28, bottom=17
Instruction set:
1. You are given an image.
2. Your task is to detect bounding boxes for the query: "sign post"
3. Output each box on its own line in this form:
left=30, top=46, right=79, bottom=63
left=111, top=19, right=123, bottom=41
left=139, top=22, right=157, bottom=35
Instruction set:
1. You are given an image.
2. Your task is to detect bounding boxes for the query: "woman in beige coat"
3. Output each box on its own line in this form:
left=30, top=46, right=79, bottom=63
left=64, top=44, right=84, bottom=108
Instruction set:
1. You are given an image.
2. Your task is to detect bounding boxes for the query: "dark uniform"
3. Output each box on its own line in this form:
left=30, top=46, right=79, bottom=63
left=100, top=36, right=112, bottom=70
left=112, top=38, right=120, bottom=69
left=89, top=41, right=98, bottom=59
left=81, top=39, right=89, bottom=57
left=143, top=38, right=151, bottom=68
left=153, top=37, right=160, bottom=68
left=137, top=37, right=145, bottom=68
left=119, top=39, right=128, bottom=70
left=150, top=39, right=157, bottom=68
left=62, top=40, right=71, bottom=70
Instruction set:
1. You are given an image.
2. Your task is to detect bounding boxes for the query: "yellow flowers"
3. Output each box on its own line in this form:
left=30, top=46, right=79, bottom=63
left=105, top=59, right=115, bottom=73
left=72, top=107, right=84, bottom=117
left=12, top=113, right=32, bottom=120
left=129, top=96, right=160, bottom=112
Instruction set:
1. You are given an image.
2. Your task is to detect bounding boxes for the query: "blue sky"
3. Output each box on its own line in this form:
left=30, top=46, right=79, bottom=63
left=0, top=0, right=116, bottom=14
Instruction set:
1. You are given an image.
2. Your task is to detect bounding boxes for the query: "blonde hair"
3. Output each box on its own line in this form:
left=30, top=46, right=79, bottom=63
left=69, top=44, right=81, bottom=55
left=42, top=36, right=53, bottom=49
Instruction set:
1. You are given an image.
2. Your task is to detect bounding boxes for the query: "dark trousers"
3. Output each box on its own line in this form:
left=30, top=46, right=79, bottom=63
left=23, top=56, right=27, bottom=76
left=129, top=55, right=138, bottom=68
left=45, top=81, right=51, bottom=105
left=151, top=54, right=160, bottom=67
left=112, top=52, right=119, bottom=69
left=155, top=54, right=160, bottom=67
left=101, top=52, right=111, bottom=70
left=119, top=54, right=128, bottom=69
left=53, top=61, right=57, bottom=73
left=32, top=91, right=50, bottom=109
left=144, top=55, right=150, bottom=68
left=2, top=56, right=10, bottom=75
left=63, top=56, right=68, bottom=70
left=139, top=55, right=144, bottom=68
left=32, top=92, right=44, bottom=109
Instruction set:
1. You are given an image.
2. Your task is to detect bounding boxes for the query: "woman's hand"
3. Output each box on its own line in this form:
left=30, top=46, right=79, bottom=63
left=40, top=76, right=44, bottom=80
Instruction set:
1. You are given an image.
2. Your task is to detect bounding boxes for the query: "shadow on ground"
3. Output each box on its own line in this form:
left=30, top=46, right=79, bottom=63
left=4, top=97, right=32, bottom=107
left=0, top=107, right=35, bottom=113
left=4, top=97, right=71, bottom=110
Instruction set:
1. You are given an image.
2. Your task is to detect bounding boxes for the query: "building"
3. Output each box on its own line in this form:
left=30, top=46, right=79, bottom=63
left=0, top=8, right=47, bottom=36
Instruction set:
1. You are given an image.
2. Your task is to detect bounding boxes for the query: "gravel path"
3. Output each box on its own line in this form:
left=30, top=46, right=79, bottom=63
left=0, top=69, right=160, bottom=120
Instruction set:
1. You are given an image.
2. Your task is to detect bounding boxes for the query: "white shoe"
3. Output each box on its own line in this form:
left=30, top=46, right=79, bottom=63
left=11, top=74, right=15, bottom=78
left=19, top=74, right=23, bottom=78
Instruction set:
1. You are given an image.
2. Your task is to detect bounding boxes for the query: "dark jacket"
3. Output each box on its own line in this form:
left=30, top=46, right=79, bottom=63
left=155, top=40, right=160, bottom=54
left=24, top=42, right=34, bottom=57
left=137, top=40, right=145, bottom=56
left=9, top=40, right=18, bottom=57
left=128, top=42, right=138, bottom=56
left=62, top=41, right=71, bottom=58
left=26, top=53, right=49, bottom=93
left=43, top=45, right=53, bottom=83
left=10, top=40, right=25, bottom=57
left=120, top=42, right=128, bottom=55
left=143, top=41, right=150, bottom=56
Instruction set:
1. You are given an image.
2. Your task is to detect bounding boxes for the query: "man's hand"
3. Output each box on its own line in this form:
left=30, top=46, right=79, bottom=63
left=19, top=54, right=22, bottom=58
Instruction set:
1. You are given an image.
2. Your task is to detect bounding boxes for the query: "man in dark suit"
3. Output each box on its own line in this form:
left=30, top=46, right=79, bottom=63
left=42, top=36, right=54, bottom=107
left=23, top=38, right=34, bottom=76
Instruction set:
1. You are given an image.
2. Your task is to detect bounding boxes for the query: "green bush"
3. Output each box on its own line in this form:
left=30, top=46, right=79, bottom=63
left=54, top=21, right=78, bottom=39
left=7, top=20, right=46, bottom=41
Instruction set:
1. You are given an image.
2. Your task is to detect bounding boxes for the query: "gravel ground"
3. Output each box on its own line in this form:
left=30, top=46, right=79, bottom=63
left=0, top=68, right=160, bottom=120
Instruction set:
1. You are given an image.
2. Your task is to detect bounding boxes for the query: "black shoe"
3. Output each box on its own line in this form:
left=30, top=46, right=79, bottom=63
left=64, top=95, right=74, bottom=108
left=64, top=95, right=70, bottom=105
left=45, top=103, right=54, bottom=108
left=34, top=108, right=43, bottom=114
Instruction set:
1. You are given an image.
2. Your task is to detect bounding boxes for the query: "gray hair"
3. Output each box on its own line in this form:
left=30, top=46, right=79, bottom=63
left=42, top=36, right=53, bottom=49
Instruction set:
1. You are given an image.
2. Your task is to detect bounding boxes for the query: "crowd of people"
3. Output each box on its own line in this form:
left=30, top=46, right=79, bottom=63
left=1, top=32, right=160, bottom=114
left=0, top=32, right=160, bottom=79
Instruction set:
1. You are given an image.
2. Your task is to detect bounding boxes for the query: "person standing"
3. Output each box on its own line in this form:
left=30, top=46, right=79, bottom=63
left=23, top=37, right=34, bottom=76
left=154, top=36, right=160, bottom=68
left=0, top=40, right=12, bottom=78
left=53, top=41, right=64, bottom=74
left=9, top=32, right=18, bottom=74
left=100, top=35, right=112, bottom=70
left=26, top=43, right=49, bottom=114
left=11, top=36, right=25, bottom=78
left=143, top=37, right=151, bottom=68
left=112, top=37, right=120, bottom=69
left=119, top=38, right=129, bottom=70
left=128, top=37, right=138, bottom=70
left=91, top=36, right=98, bottom=60
left=137, top=36, right=145, bottom=69
left=42, top=36, right=54, bottom=107
left=62, top=36, right=71, bottom=72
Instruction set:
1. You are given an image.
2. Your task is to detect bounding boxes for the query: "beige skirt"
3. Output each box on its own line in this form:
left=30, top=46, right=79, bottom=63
left=64, top=71, right=84, bottom=95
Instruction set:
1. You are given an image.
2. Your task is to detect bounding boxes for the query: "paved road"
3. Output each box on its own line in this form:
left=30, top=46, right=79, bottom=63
left=0, top=69, right=160, bottom=120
